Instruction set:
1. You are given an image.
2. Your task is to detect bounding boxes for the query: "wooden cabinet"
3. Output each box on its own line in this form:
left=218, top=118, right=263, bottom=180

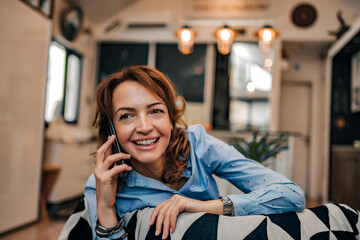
left=44, top=141, right=97, bottom=203
left=330, top=146, right=360, bottom=210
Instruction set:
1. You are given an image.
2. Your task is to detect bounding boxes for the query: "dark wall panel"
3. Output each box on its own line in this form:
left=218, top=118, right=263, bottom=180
left=212, top=50, right=230, bottom=130
left=330, top=31, right=360, bottom=145
left=156, top=44, right=206, bottom=102
left=97, top=42, right=149, bottom=84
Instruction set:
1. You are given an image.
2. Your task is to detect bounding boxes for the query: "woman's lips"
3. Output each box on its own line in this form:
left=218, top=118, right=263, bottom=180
left=132, top=137, right=159, bottom=151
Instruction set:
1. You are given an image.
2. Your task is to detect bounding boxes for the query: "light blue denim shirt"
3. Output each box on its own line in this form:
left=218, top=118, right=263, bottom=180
left=84, top=124, right=305, bottom=239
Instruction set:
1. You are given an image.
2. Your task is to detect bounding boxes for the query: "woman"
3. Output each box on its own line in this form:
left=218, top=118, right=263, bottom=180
left=85, top=65, right=305, bottom=239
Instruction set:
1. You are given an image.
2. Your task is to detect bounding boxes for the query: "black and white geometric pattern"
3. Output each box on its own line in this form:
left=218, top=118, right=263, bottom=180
left=58, top=197, right=93, bottom=240
left=59, top=197, right=360, bottom=240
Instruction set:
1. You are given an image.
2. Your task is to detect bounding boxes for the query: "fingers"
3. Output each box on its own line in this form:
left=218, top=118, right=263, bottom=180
left=95, top=160, right=132, bottom=184
left=149, top=201, right=164, bottom=225
left=103, top=153, right=131, bottom=170
left=108, top=163, right=132, bottom=177
left=169, top=210, right=177, bottom=233
left=95, top=135, right=116, bottom=164
left=149, top=195, right=184, bottom=239
left=94, top=135, right=131, bottom=172
left=94, top=135, right=132, bottom=192
left=161, top=209, right=178, bottom=239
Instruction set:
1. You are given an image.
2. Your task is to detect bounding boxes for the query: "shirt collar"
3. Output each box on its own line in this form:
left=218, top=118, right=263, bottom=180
left=124, top=158, right=192, bottom=190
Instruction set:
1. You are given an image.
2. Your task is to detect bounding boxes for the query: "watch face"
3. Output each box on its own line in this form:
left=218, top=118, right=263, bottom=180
left=291, top=3, right=317, bottom=28
left=61, top=7, right=83, bottom=41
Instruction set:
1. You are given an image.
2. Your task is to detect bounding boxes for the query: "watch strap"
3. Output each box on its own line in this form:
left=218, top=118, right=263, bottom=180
left=219, top=196, right=234, bottom=216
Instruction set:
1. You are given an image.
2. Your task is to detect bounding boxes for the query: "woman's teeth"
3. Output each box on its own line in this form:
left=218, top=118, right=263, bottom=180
left=135, top=138, right=158, bottom=146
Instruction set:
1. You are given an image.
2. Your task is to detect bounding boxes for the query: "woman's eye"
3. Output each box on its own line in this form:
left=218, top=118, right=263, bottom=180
left=151, top=109, right=164, bottom=114
left=119, top=113, right=131, bottom=120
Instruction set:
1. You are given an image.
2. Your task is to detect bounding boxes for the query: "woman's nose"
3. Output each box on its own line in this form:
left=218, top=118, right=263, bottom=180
left=135, top=115, right=153, bottom=133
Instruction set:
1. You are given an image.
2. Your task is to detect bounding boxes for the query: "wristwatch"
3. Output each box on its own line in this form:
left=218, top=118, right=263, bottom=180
left=219, top=196, right=234, bottom=216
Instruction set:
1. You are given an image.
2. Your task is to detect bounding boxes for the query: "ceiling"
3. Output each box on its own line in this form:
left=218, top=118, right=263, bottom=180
left=66, top=0, right=139, bottom=24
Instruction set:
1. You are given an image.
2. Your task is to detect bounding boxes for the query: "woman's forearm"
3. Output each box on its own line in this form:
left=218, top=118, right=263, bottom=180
left=186, top=199, right=223, bottom=215
left=97, top=207, right=118, bottom=228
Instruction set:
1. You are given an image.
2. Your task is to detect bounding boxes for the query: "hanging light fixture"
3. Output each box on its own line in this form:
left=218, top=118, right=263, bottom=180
left=257, top=25, right=278, bottom=53
left=215, top=25, right=235, bottom=55
left=176, top=25, right=196, bottom=55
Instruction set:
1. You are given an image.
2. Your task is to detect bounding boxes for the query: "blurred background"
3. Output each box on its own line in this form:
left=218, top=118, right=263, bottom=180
left=1, top=0, right=360, bottom=238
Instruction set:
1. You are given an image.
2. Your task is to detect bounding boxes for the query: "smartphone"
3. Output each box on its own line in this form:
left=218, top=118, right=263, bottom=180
left=108, top=119, right=127, bottom=178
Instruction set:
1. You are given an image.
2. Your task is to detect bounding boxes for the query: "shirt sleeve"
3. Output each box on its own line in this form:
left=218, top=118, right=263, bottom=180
left=190, top=125, right=305, bottom=216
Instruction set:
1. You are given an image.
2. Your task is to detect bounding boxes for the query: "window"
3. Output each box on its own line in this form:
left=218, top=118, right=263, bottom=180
left=64, top=54, right=81, bottom=122
left=229, top=42, right=273, bottom=131
left=44, top=41, right=82, bottom=124
left=97, top=42, right=149, bottom=84
left=156, top=44, right=206, bottom=102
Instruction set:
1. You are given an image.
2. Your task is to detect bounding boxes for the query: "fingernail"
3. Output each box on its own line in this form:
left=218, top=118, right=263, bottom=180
left=162, top=234, right=166, bottom=239
left=108, top=135, right=110, bottom=139
left=170, top=227, right=173, bottom=232
left=155, top=230, right=159, bottom=236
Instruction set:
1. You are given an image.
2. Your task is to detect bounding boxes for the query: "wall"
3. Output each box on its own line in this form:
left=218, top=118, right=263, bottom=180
left=276, top=0, right=360, bottom=41
left=0, top=0, right=51, bottom=233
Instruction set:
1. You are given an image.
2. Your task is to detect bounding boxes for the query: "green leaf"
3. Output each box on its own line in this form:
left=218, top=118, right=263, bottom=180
left=230, top=140, right=249, bottom=157
left=230, top=131, right=289, bottom=164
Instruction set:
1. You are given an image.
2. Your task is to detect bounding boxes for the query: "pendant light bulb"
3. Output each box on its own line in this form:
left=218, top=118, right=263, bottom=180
left=216, top=25, right=235, bottom=55
left=176, top=26, right=195, bottom=55
left=257, top=25, right=277, bottom=46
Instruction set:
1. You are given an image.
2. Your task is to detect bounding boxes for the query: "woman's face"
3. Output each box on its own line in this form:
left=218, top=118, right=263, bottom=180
left=112, top=80, right=173, bottom=166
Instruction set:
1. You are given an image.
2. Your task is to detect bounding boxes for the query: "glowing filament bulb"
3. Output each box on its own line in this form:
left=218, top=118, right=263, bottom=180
left=262, top=29, right=273, bottom=43
left=181, top=30, right=192, bottom=42
left=216, top=26, right=235, bottom=55
left=220, top=29, right=231, bottom=40
left=176, top=26, right=195, bottom=55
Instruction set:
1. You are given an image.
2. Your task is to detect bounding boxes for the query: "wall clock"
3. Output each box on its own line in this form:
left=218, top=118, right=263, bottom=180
left=60, top=7, right=83, bottom=41
left=291, top=3, right=317, bottom=28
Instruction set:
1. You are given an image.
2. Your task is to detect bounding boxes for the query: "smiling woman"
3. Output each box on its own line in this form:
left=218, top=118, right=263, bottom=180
left=60, top=65, right=305, bottom=240
left=111, top=81, right=173, bottom=172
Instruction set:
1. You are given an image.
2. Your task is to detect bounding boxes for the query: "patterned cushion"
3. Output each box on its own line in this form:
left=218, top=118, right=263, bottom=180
left=59, top=196, right=360, bottom=240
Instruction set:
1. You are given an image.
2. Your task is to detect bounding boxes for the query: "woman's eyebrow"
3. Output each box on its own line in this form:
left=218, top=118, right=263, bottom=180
left=115, top=107, right=134, bottom=114
left=147, top=102, right=165, bottom=108
left=115, top=102, right=165, bottom=114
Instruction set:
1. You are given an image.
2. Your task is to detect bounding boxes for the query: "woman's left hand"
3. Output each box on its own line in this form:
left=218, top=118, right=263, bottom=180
left=149, top=194, right=201, bottom=239
left=149, top=194, right=223, bottom=239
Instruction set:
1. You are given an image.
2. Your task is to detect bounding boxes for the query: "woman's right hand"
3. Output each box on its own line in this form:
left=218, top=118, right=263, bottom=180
left=94, top=135, right=132, bottom=227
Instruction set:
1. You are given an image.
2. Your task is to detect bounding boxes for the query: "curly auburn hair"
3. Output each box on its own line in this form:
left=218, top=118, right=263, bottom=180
left=92, top=65, right=190, bottom=184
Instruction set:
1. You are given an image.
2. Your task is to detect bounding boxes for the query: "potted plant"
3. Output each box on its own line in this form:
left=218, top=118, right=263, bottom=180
left=230, top=131, right=289, bottom=164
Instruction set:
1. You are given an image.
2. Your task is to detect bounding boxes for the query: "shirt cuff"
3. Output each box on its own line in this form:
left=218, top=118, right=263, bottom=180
left=227, top=194, right=260, bottom=216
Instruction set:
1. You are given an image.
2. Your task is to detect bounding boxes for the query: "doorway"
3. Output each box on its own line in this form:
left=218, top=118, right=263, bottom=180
left=279, top=80, right=312, bottom=195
